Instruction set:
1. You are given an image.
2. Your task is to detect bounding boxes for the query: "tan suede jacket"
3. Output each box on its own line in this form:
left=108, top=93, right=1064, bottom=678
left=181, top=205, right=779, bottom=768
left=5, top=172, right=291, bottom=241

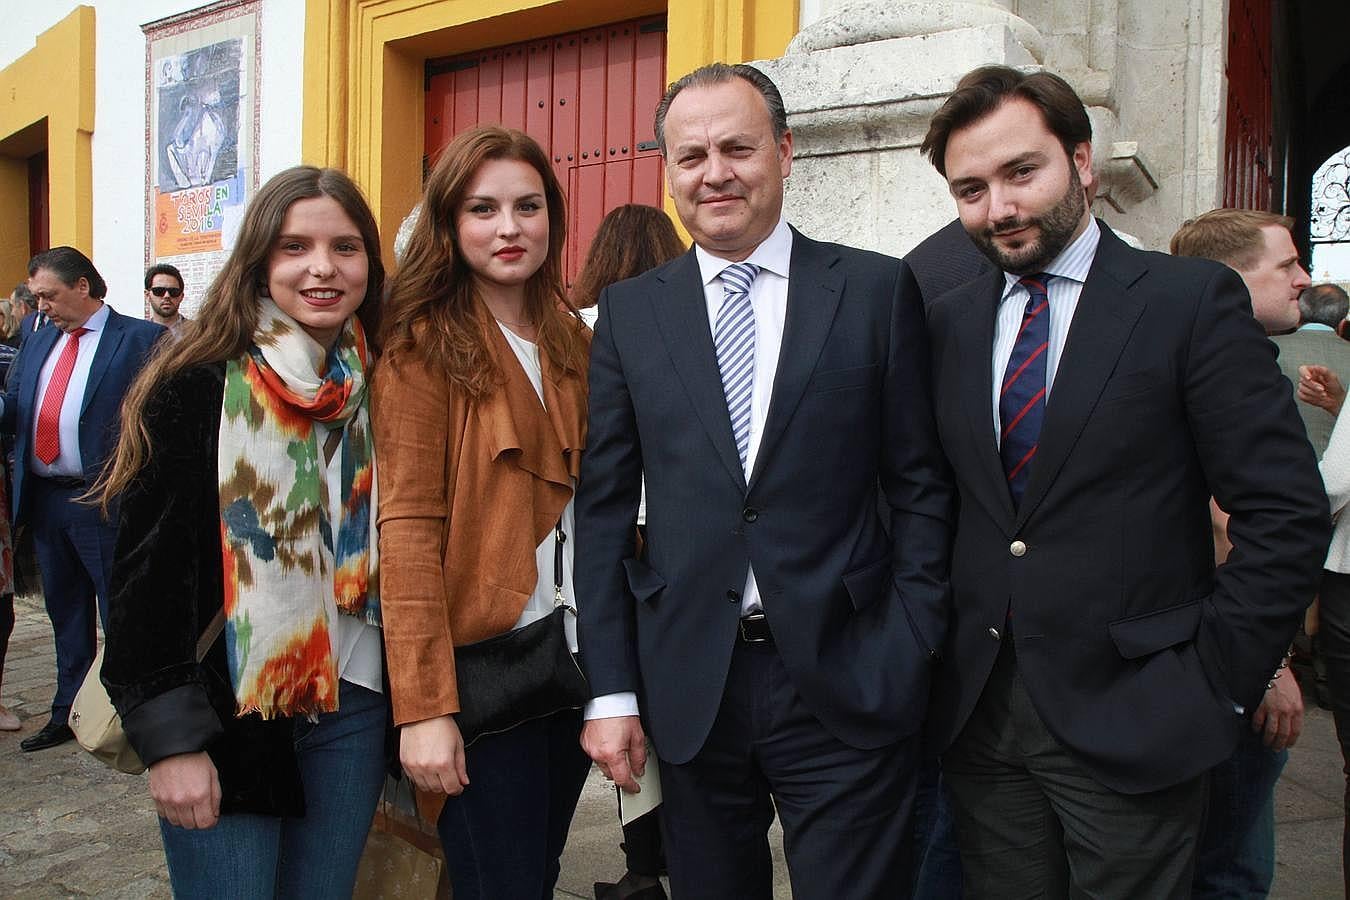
left=372, top=311, right=588, bottom=729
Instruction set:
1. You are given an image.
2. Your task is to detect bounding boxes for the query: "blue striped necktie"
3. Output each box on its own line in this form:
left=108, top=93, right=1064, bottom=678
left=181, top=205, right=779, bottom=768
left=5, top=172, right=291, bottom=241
left=715, top=262, right=759, bottom=467
left=1000, top=273, right=1052, bottom=505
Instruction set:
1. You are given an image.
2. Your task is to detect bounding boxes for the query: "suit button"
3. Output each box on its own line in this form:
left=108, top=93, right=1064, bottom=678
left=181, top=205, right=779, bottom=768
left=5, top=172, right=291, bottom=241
left=742, top=507, right=759, bottom=523
left=1009, top=540, right=1027, bottom=557
left=726, top=589, right=741, bottom=603
left=988, top=627, right=1001, bottom=640
left=928, top=648, right=942, bottom=662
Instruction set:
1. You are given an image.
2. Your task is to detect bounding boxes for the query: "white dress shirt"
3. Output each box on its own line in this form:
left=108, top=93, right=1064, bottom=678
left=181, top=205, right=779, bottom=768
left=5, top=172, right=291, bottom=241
left=31, top=303, right=110, bottom=478
left=990, top=218, right=1100, bottom=443
left=696, top=216, right=793, bottom=615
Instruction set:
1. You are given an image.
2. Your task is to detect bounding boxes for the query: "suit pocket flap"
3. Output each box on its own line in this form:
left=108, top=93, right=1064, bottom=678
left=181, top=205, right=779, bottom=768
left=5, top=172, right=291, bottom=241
left=623, top=558, right=667, bottom=604
left=1108, top=600, right=1202, bottom=659
left=843, top=555, right=893, bottom=612
left=810, top=364, right=878, bottom=394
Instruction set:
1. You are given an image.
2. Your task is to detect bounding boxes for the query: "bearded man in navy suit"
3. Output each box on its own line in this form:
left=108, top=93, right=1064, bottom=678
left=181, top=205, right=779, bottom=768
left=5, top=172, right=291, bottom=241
left=4, top=247, right=162, bottom=751
left=921, top=66, right=1329, bottom=897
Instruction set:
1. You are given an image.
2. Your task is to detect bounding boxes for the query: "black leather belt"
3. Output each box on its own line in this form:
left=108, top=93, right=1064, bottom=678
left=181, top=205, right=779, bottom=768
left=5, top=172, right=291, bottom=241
left=41, top=476, right=86, bottom=489
left=738, top=611, right=773, bottom=644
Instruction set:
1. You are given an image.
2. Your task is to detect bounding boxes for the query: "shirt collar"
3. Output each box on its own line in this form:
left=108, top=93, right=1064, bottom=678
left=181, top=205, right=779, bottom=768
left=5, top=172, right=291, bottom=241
left=695, top=217, right=794, bottom=287
left=1001, top=216, right=1101, bottom=298
left=1299, top=322, right=1335, bottom=333
left=75, top=303, right=110, bottom=333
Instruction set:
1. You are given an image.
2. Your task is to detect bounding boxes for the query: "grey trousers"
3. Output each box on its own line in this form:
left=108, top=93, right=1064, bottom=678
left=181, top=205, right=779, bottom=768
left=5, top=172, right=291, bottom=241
left=943, top=638, right=1207, bottom=899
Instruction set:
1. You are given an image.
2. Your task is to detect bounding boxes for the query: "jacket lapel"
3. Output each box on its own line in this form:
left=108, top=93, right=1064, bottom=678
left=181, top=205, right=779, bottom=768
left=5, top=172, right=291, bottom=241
left=747, top=231, right=843, bottom=487
left=81, top=310, right=125, bottom=415
left=20, top=325, right=61, bottom=415
left=649, top=250, right=748, bottom=491
left=473, top=310, right=579, bottom=545
left=957, top=269, right=1018, bottom=526
left=1015, top=226, right=1147, bottom=526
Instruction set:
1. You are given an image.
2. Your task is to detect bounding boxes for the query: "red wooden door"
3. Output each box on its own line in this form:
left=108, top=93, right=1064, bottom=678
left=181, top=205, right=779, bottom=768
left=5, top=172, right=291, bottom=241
left=425, top=16, right=668, bottom=284
left=28, top=151, right=49, bottom=255
left=1223, top=0, right=1273, bottom=210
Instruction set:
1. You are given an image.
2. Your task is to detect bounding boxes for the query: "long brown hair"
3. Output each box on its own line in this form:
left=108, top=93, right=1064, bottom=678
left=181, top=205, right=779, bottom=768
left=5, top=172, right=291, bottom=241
left=95, top=166, right=385, bottom=509
left=571, top=204, right=685, bottom=310
left=381, top=126, right=585, bottom=397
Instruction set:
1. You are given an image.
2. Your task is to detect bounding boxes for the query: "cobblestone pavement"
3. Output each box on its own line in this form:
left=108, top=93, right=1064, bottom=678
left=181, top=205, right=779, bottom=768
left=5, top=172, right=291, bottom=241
left=0, top=594, right=1341, bottom=898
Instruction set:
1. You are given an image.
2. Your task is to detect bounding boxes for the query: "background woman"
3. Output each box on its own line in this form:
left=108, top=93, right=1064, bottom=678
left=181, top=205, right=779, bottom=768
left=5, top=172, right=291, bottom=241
left=373, top=125, right=591, bottom=900
left=99, top=165, right=386, bottom=898
left=570, top=203, right=683, bottom=900
left=1314, top=392, right=1350, bottom=898
left=571, top=203, right=684, bottom=327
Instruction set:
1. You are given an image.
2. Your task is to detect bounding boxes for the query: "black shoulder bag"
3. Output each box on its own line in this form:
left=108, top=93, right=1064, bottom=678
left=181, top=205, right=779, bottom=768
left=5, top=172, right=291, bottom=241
left=452, top=521, right=591, bottom=746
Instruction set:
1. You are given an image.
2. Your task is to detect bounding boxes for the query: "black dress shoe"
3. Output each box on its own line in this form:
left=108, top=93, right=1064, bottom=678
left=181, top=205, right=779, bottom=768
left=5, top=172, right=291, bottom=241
left=594, top=880, right=667, bottom=900
left=20, top=721, right=75, bottom=752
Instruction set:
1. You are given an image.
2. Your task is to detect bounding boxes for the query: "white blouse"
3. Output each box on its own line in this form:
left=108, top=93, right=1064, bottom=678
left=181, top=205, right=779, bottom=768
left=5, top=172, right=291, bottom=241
left=497, top=322, right=580, bottom=652
left=314, top=419, right=384, bottom=693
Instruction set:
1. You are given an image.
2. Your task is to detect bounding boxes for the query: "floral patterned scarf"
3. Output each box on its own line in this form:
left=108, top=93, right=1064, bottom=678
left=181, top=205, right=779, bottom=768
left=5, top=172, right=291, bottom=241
left=218, top=297, right=380, bottom=719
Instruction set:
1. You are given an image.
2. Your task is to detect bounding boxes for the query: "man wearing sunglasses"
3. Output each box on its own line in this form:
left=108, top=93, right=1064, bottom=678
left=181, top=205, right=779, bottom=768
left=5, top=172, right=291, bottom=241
left=144, top=264, right=188, bottom=334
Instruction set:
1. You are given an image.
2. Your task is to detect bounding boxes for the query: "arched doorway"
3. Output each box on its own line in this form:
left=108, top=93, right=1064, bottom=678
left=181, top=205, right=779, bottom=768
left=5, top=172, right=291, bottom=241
left=1310, top=145, right=1350, bottom=283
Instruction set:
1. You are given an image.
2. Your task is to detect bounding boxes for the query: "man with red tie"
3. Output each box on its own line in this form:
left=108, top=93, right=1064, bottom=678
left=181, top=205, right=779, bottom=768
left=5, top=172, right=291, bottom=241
left=3, top=247, right=162, bottom=751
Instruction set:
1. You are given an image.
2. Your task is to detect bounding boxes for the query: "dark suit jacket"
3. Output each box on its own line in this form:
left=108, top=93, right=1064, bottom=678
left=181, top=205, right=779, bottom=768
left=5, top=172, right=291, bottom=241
left=1, top=307, right=163, bottom=526
left=926, top=223, right=1330, bottom=793
left=103, top=364, right=304, bottom=817
left=7, top=311, right=46, bottom=393
left=576, top=228, right=954, bottom=764
left=1270, top=327, right=1350, bottom=457
left=904, top=218, right=993, bottom=309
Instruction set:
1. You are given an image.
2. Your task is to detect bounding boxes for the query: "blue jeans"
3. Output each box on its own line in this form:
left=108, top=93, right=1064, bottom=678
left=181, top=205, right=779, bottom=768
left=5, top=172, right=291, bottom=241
left=436, top=707, right=592, bottom=900
left=159, top=680, right=387, bottom=899
left=1193, top=725, right=1287, bottom=898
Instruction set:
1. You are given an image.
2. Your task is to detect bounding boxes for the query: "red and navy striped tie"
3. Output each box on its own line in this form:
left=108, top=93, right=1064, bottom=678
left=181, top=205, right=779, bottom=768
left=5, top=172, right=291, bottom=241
left=1000, top=274, right=1052, bottom=505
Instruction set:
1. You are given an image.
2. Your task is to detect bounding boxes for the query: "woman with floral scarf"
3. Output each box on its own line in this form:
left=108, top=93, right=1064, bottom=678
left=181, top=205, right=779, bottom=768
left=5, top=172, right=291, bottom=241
left=98, top=166, right=386, bottom=897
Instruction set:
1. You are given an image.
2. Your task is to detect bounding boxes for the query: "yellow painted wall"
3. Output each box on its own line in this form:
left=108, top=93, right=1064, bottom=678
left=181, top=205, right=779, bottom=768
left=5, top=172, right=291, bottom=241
left=0, top=157, right=29, bottom=286
left=0, top=6, right=96, bottom=279
left=303, top=0, right=797, bottom=261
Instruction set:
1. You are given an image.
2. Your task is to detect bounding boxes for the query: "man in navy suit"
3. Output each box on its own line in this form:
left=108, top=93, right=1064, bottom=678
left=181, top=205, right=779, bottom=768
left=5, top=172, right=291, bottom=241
left=4, top=247, right=162, bottom=751
left=576, top=63, right=953, bottom=897
left=920, top=66, right=1329, bottom=896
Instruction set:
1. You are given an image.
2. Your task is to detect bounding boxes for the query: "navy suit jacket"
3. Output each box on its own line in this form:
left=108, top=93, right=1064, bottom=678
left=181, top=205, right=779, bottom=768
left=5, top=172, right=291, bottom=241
left=903, top=218, right=993, bottom=308
left=925, top=223, right=1330, bottom=793
left=575, top=228, right=955, bottom=764
left=2, top=307, right=163, bottom=526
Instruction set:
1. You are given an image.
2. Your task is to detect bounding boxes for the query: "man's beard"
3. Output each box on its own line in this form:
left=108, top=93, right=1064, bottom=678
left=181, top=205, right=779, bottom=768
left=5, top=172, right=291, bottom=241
left=970, top=163, right=1087, bottom=275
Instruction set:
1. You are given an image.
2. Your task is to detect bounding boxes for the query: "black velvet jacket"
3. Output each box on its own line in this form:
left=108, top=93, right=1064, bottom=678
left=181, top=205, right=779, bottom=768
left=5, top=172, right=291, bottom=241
left=102, top=363, right=304, bottom=817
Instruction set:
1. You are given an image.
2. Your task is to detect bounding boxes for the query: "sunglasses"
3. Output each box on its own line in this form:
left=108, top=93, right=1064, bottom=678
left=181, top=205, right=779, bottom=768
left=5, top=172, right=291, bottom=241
left=149, top=286, right=183, bottom=298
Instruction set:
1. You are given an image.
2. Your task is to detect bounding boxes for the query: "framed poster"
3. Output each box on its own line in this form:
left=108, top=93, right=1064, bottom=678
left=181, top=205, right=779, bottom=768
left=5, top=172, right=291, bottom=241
left=143, top=0, right=261, bottom=317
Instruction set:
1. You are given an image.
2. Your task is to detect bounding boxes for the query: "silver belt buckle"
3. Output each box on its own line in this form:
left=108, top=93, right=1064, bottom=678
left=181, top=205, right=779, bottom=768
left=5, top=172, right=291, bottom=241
left=739, top=611, right=768, bottom=642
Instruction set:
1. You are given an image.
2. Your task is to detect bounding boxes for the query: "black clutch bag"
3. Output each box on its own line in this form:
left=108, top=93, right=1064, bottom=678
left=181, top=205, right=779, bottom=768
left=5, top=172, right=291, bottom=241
left=453, top=522, right=590, bottom=747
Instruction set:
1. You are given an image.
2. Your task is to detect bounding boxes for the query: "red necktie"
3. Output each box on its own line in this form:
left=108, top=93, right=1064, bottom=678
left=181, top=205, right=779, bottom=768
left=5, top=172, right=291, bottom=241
left=999, top=275, right=1052, bottom=505
left=34, top=327, right=89, bottom=465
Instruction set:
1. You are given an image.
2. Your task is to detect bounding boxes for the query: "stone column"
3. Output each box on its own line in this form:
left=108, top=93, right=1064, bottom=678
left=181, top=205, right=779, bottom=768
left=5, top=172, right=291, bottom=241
left=753, top=0, right=1157, bottom=256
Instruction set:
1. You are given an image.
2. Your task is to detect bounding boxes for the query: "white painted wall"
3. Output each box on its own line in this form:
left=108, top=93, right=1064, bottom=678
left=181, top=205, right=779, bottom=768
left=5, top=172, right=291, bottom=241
left=0, top=1, right=305, bottom=316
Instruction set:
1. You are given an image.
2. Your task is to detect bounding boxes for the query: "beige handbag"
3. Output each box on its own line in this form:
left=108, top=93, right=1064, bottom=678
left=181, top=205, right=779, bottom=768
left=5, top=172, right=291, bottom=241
left=354, top=776, right=451, bottom=899
left=70, top=609, right=226, bottom=774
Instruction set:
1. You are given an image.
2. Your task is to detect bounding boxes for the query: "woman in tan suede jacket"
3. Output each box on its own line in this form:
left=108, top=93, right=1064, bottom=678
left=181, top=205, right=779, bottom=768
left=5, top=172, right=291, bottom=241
left=371, top=126, right=591, bottom=900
